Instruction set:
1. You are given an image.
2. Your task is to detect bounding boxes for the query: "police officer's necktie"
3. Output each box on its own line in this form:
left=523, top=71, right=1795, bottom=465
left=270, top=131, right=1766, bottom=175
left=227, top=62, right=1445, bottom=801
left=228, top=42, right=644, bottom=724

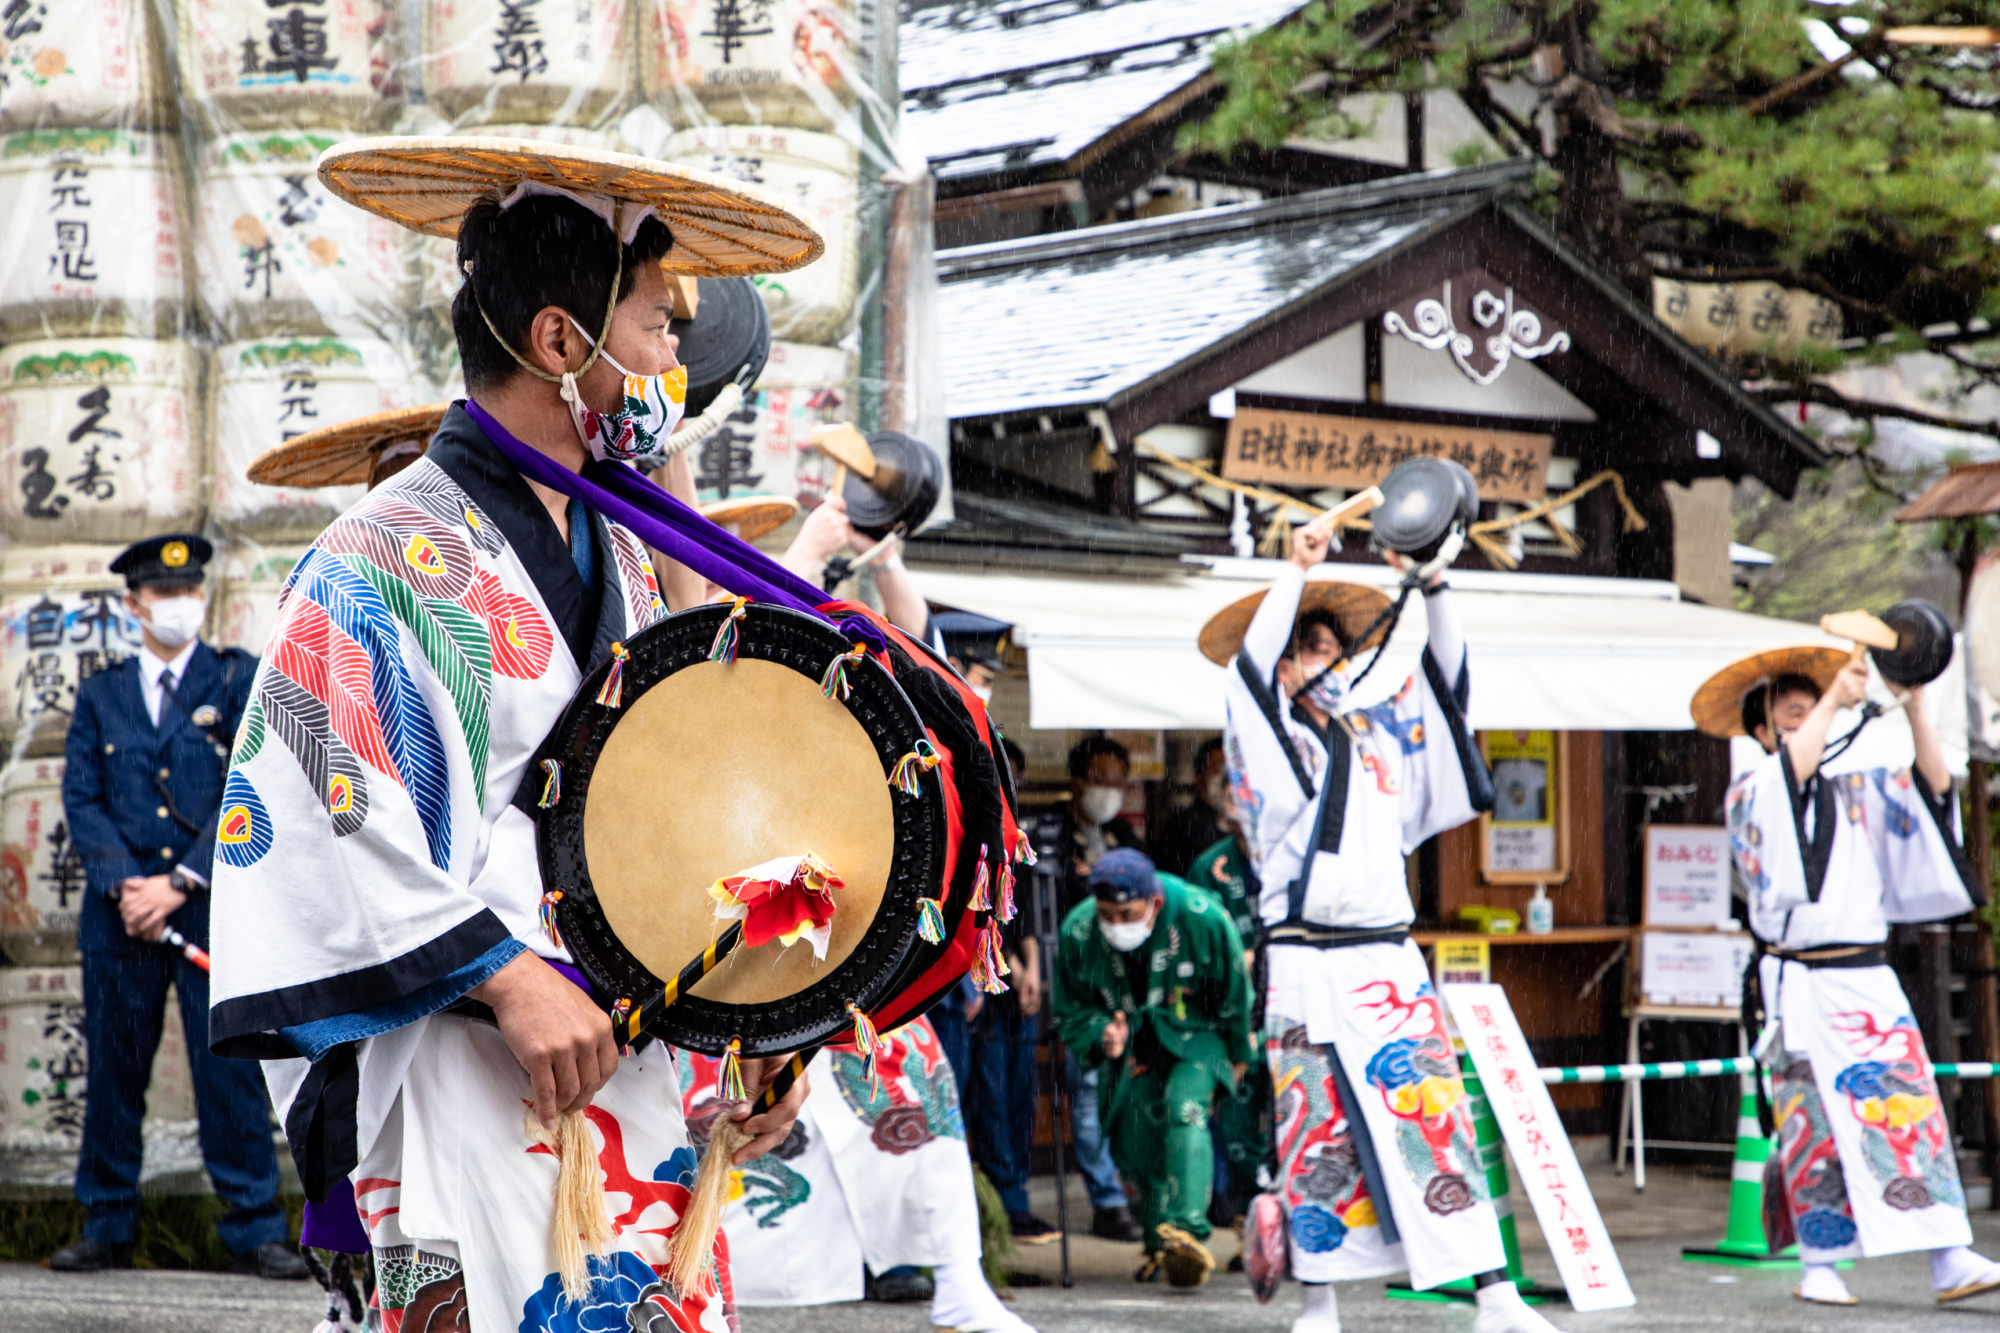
left=158, top=668, right=175, bottom=728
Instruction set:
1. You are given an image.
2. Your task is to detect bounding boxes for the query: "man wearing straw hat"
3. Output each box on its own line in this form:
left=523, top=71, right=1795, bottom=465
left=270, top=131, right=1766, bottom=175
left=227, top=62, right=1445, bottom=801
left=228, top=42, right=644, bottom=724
left=206, top=139, right=818, bottom=1333
left=1715, top=644, right=2000, bottom=1306
left=1209, top=521, right=1558, bottom=1333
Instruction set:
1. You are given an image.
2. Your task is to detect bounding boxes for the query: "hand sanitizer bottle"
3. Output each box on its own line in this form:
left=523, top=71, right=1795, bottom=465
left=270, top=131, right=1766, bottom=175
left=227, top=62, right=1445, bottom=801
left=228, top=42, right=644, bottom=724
left=1526, top=883, right=1554, bottom=935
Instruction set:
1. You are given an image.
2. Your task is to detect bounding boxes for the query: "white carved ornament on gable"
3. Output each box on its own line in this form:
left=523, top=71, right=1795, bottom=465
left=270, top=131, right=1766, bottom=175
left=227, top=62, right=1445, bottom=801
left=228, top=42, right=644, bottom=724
left=1382, top=272, right=1571, bottom=387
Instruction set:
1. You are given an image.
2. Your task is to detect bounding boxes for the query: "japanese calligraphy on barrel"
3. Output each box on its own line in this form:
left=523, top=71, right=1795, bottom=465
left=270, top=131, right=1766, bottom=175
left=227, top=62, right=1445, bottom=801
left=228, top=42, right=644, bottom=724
left=692, top=338, right=853, bottom=504
left=0, top=758, right=79, bottom=965
left=644, top=0, right=856, bottom=130
left=422, top=0, right=633, bottom=128
left=0, top=544, right=141, bottom=748
left=175, top=0, right=402, bottom=132
left=209, top=542, right=312, bottom=655
left=0, top=0, right=174, bottom=131
left=0, top=338, right=203, bottom=544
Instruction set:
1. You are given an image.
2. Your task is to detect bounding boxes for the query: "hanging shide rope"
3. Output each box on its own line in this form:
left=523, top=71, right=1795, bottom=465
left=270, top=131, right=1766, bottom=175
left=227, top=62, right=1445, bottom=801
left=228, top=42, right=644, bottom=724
left=1136, top=444, right=1647, bottom=569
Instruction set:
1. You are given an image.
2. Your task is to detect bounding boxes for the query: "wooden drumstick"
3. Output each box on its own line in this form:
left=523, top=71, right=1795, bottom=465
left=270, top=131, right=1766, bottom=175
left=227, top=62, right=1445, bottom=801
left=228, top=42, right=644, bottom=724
left=624, top=922, right=745, bottom=1045
left=1301, top=485, right=1384, bottom=543
left=1819, top=609, right=1899, bottom=665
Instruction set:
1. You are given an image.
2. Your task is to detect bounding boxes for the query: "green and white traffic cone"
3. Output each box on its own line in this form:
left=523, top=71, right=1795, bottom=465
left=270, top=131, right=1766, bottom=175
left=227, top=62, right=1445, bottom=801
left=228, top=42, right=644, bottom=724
left=1387, top=1069, right=1561, bottom=1305
left=1681, top=1079, right=1801, bottom=1269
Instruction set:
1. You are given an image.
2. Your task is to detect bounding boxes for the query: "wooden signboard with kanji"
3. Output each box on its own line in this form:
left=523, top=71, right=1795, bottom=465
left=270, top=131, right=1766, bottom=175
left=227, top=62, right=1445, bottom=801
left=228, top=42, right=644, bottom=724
left=1221, top=409, right=1552, bottom=505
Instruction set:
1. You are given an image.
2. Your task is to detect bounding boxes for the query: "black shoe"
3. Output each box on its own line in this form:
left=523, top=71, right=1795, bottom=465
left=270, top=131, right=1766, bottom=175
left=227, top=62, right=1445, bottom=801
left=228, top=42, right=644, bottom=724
left=233, top=1242, right=310, bottom=1280
left=1091, top=1205, right=1143, bottom=1243
left=1008, top=1212, right=1060, bottom=1245
left=48, top=1239, right=132, bottom=1272
left=868, top=1268, right=935, bottom=1303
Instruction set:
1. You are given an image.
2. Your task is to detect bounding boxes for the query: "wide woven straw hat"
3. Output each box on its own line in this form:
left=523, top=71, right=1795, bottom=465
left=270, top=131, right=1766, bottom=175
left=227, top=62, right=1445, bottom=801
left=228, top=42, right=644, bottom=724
left=247, top=404, right=449, bottom=489
left=700, top=496, right=799, bottom=543
left=316, top=137, right=824, bottom=277
left=1199, top=580, right=1394, bottom=666
left=1689, top=645, right=1849, bottom=738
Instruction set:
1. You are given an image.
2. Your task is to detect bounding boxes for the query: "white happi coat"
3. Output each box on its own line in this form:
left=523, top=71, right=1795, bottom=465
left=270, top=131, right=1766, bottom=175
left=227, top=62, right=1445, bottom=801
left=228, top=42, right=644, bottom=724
left=209, top=410, right=727, bottom=1333
left=679, top=1017, right=978, bottom=1305
left=1731, top=734, right=1980, bottom=1261
left=1224, top=565, right=1503, bottom=1290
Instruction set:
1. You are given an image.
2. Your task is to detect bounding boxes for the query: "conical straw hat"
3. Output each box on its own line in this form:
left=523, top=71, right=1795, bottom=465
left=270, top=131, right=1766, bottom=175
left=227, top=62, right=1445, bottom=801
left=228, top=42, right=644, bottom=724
left=1689, top=645, right=1849, bottom=738
left=316, top=136, right=824, bottom=277
left=1198, top=580, right=1394, bottom=666
left=247, top=403, right=450, bottom=489
left=700, top=496, right=800, bottom=543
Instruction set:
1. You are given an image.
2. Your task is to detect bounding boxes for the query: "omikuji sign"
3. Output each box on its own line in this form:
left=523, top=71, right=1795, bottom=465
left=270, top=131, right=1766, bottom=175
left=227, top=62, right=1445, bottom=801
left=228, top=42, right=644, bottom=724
left=1222, top=409, right=1553, bottom=505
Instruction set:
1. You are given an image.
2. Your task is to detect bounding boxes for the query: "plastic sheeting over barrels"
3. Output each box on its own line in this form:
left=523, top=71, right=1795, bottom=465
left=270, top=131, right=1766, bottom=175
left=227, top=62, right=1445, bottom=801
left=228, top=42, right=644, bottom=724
left=194, top=131, right=415, bottom=342
left=0, top=339, right=203, bottom=543
left=0, top=0, right=175, bottom=131
left=645, top=0, right=857, bottom=130
left=666, top=125, right=858, bottom=344
left=207, top=336, right=415, bottom=540
left=175, top=0, right=404, bottom=132
left=0, top=758, right=80, bottom=966
left=210, top=542, right=310, bottom=654
left=0, top=966, right=86, bottom=1172
left=0, top=128, right=188, bottom=340
left=693, top=339, right=853, bottom=503
left=422, top=0, right=633, bottom=129
left=0, top=545, right=140, bottom=749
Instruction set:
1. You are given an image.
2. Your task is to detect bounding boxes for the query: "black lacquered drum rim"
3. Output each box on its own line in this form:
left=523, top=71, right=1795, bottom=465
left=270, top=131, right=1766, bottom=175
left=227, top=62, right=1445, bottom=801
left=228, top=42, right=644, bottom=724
left=534, top=601, right=946, bottom=1056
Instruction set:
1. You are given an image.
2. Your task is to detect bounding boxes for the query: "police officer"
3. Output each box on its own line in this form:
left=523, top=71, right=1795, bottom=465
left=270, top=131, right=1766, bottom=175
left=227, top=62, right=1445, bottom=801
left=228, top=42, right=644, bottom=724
left=52, top=534, right=303, bottom=1278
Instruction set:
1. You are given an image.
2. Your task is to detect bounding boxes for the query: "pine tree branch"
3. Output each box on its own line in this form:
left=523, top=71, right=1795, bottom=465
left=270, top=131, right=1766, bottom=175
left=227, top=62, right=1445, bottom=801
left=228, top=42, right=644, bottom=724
left=1751, top=380, right=2000, bottom=442
left=1460, top=74, right=1550, bottom=160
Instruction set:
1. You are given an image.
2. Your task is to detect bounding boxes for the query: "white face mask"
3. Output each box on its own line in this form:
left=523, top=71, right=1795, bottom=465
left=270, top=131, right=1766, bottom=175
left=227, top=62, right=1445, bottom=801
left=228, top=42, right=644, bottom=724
left=970, top=682, right=994, bottom=704
left=139, top=593, right=204, bottom=649
left=1295, top=659, right=1348, bottom=715
left=561, top=314, right=688, bottom=464
left=1098, top=916, right=1153, bottom=953
left=1079, top=785, right=1124, bottom=826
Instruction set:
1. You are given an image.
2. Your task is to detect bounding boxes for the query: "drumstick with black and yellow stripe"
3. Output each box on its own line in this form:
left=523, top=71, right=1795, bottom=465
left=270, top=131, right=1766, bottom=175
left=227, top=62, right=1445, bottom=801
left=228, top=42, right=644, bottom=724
left=613, top=922, right=745, bottom=1048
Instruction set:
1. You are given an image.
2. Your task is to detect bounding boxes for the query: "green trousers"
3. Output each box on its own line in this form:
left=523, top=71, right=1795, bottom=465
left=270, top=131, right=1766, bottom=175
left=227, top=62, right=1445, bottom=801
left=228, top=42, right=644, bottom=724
left=1105, top=1057, right=1221, bottom=1250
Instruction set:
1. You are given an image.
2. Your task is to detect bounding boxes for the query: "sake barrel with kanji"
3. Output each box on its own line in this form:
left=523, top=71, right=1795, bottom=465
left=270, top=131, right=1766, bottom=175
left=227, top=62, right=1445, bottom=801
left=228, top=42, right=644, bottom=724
left=0, top=759, right=80, bottom=967
left=644, top=0, right=855, bottom=130
left=0, top=966, right=87, bottom=1179
left=193, top=132, right=414, bottom=342
left=422, top=0, right=633, bottom=128
left=664, top=125, right=858, bottom=344
left=0, top=129, right=187, bottom=341
left=0, top=545, right=140, bottom=750
left=175, top=0, right=402, bottom=132
left=0, top=0, right=175, bottom=131
left=0, top=339, right=203, bottom=543
left=209, top=542, right=311, bottom=654
left=691, top=339, right=854, bottom=505
left=208, top=337, right=415, bottom=540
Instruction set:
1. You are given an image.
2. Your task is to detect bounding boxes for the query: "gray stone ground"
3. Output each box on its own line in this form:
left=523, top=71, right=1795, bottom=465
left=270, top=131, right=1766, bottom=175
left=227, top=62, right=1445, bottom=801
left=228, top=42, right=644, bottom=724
left=9, top=1140, right=2000, bottom=1332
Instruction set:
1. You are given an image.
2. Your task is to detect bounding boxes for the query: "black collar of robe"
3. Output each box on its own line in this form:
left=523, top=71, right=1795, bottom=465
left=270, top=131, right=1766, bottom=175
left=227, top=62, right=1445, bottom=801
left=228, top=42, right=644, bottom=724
left=424, top=403, right=631, bottom=675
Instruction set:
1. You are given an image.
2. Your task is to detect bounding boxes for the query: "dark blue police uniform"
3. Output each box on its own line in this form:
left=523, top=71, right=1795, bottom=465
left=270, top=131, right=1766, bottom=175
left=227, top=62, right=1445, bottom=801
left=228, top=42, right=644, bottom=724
left=58, top=537, right=286, bottom=1263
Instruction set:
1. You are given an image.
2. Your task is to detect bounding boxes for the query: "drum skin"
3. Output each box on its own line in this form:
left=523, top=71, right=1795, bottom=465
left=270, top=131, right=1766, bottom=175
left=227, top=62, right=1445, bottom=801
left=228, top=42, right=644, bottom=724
left=536, top=601, right=947, bottom=1056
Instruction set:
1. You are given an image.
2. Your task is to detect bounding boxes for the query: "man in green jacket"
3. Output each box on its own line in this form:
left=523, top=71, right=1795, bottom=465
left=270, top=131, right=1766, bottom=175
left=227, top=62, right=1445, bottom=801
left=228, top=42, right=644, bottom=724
left=1054, top=849, right=1254, bottom=1289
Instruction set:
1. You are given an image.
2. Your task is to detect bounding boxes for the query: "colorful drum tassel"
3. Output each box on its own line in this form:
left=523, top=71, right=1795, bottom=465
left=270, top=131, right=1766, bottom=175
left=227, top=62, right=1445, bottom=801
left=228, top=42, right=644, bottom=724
left=968, top=844, right=992, bottom=911
left=596, top=643, right=629, bottom=708
left=916, top=896, right=946, bottom=944
left=846, top=1002, right=885, bottom=1093
left=609, top=997, right=633, bottom=1052
left=719, top=1037, right=748, bottom=1103
left=1014, top=837, right=1038, bottom=867
left=997, top=862, right=1018, bottom=924
left=708, top=596, right=749, bottom=664
left=969, top=919, right=1012, bottom=995
left=888, top=740, right=941, bottom=796
left=536, top=758, right=562, bottom=808
left=819, top=642, right=867, bottom=701
left=539, top=889, right=565, bottom=950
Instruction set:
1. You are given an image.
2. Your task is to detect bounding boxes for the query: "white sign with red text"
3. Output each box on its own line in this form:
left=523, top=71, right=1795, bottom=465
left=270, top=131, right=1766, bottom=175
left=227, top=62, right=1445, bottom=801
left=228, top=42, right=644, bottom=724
left=1642, top=825, right=1733, bottom=927
left=1442, top=983, right=1635, bottom=1312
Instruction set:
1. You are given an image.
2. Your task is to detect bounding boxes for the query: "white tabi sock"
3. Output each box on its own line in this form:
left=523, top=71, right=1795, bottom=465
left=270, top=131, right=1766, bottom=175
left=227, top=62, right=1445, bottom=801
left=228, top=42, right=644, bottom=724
left=1932, top=1245, right=2000, bottom=1297
left=1471, top=1279, right=1564, bottom=1333
left=930, top=1257, right=1035, bottom=1333
left=1291, top=1281, right=1339, bottom=1333
left=1796, top=1263, right=1855, bottom=1305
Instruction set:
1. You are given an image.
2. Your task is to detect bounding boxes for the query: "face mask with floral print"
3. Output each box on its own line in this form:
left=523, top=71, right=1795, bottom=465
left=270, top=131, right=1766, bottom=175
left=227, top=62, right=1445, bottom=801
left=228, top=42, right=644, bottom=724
left=561, top=314, right=688, bottom=464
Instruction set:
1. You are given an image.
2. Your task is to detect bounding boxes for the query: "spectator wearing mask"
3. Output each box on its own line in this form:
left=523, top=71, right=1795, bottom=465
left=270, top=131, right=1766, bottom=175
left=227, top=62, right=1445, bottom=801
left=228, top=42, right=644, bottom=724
left=1155, top=737, right=1232, bottom=877
left=1054, top=850, right=1252, bottom=1289
left=936, top=611, right=1011, bottom=704
left=1057, top=736, right=1141, bottom=921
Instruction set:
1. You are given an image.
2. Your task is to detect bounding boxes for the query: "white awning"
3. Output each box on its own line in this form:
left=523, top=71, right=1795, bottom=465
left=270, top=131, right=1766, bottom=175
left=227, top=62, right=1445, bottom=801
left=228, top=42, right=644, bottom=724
left=912, top=559, right=1966, bottom=759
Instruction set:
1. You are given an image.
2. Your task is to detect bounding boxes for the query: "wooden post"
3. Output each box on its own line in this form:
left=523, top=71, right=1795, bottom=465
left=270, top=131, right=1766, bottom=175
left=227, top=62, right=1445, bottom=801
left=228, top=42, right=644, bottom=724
left=1954, top=524, right=2000, bottom=1202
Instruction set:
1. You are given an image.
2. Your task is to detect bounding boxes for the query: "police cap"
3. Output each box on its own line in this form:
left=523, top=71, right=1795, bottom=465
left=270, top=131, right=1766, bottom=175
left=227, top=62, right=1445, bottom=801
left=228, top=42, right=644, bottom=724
left=110, top=533, right=213, bottom=590
left=934, top=610, right=1010, bottom=674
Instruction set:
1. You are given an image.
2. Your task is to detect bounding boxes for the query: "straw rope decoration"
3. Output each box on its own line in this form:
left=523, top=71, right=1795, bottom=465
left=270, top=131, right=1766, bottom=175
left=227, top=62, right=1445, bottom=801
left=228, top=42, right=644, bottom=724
left=536, top=758, right=561, bottom=808
left=668, top=1036, right=752, bottom=1297
left=708, top=596, right=749, bottom=664
left=889, top=739, right=941, bottom=796
left=523, top=1107, right=615, bottom=1302
left=595, top=643, right=629, bottom=708
left=1134, top=443, right=1647, bottom=569
left=819, top=643, right=868, bottom=700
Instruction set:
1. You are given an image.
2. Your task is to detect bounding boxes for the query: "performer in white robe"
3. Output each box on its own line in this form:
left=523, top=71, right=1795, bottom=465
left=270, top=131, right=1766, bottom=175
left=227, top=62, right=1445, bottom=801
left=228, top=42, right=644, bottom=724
left=680, top=1016, right=1035, bottom=1333
left=208, top=183, right=805, bottom=1332
left=1730, top=655, right=2000, bottom=1306
left=1220, top=523, right=1559, bottom=1333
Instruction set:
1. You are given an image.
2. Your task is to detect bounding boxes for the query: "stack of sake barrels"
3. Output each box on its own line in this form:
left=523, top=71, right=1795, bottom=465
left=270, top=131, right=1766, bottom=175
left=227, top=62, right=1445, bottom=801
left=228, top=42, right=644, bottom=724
left=0, top=1, right=187, bottom=1183
left=643, top=0, right=863, bottom=507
